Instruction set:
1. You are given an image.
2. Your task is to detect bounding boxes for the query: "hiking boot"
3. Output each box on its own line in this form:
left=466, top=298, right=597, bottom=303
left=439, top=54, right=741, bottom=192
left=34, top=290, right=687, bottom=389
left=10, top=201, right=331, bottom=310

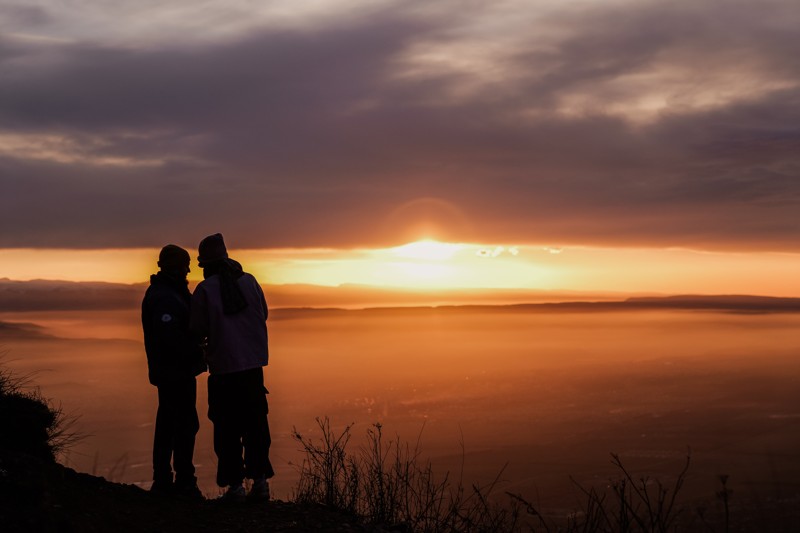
left=217, top=484, right=246, bottom=503
left=150, top=479, right=174, bottom=496
left=247, top=478, right=270, bottom=503
left=175, top=482, right=204, bottom=501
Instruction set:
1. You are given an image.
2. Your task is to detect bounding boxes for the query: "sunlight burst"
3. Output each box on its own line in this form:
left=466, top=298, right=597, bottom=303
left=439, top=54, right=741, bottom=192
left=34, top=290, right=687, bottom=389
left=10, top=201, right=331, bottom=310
left=390, top=240, right=463, bottom=261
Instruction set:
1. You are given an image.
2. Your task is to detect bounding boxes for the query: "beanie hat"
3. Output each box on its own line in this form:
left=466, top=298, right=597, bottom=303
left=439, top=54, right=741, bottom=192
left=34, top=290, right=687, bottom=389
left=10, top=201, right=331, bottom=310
left=157, top=244, right=190, bottom=270
left=197, top=233, right=228, bottom=267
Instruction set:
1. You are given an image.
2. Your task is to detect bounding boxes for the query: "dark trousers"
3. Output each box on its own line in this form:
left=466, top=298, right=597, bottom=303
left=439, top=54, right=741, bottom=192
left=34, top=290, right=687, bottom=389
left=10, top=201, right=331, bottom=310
left=208, top=367, right=274, bottom=487
left=153, top=378, right=199, bottom=485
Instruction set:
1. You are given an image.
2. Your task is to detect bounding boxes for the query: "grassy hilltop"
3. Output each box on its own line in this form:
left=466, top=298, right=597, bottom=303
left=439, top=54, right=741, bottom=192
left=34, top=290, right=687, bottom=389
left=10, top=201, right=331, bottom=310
left=0, top=360, right=369, bottom=532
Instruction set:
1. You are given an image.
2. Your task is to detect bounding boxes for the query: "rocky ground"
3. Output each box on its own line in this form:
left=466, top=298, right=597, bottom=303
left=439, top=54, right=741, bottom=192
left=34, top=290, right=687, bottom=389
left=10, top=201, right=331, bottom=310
left=0, top=451, right=390, bottom=533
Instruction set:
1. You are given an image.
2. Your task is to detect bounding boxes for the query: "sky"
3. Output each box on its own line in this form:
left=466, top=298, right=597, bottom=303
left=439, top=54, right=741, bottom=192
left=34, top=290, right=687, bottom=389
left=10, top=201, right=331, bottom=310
left=2, top=0, right=800, bottom=293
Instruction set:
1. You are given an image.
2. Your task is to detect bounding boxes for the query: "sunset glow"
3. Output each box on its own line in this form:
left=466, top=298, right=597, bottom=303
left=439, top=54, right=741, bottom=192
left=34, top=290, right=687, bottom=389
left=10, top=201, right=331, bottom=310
left=0, top=3, right=798, bottom=299
left=3, top=242, right=800, bottom=297
left=391, top=240, right=462, bottom=261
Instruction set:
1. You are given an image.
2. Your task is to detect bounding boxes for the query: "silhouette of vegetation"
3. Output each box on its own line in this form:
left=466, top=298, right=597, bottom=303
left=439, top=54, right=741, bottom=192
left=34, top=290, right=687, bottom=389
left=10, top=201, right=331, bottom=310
left=562, top=451, right=692, bottom=532
left=291, top=418, right=754, bottom=532
left=292, top=417, right=527, bottom=531
left=0, top=356, right=80, bottom=461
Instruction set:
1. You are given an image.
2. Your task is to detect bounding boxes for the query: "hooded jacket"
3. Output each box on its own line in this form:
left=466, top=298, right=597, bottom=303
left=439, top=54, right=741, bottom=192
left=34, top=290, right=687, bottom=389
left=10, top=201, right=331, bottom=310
left=141, top=272, right=206, bottom=385
left=190, top=271, right=269, bottom=375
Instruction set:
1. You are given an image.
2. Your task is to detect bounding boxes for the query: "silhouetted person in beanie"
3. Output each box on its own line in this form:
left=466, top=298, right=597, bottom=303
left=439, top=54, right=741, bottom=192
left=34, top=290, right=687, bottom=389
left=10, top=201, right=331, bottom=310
left=141, top=244, right=206, bottom=498
left=190, top=233, right=274, bottom=502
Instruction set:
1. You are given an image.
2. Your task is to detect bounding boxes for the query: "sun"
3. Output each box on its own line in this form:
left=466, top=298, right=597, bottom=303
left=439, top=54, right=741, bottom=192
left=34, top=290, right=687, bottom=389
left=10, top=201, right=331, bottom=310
left=389, top=239, right=463, bottom=261
left=374, top=240, right=462, bottom=285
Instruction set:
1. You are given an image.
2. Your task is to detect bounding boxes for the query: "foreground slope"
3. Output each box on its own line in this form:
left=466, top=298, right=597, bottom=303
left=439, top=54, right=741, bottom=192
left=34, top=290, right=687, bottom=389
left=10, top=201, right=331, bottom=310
left=0, top=451, right=370, bottom=533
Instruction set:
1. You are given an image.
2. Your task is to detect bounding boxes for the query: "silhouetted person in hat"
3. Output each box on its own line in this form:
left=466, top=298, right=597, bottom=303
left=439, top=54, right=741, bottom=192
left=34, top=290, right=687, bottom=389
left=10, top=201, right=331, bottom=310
left=141, top=244, right=206, bottom=498
left=190, top=233, right=274, bottom=502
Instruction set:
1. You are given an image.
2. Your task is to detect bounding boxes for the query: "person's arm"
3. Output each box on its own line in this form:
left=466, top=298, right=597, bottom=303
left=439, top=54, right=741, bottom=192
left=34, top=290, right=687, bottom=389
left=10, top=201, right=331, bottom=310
left=255, top=281, right=268, bottom=320
left=141, top=292, right=151, bottom=349
left=141, top=292, right=159, bottom=384
left=190, top=284, right=209, bottom=338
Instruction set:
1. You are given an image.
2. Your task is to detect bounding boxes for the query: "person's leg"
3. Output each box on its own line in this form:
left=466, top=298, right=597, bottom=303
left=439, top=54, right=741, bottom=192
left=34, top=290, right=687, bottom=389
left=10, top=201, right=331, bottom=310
left=242, top=368, right=275, bottom=482
left=173, top=378, right=200, bottom=491
left=152, top=384, right=176, bottom=490
left=208, top=373, right=245, bottom=488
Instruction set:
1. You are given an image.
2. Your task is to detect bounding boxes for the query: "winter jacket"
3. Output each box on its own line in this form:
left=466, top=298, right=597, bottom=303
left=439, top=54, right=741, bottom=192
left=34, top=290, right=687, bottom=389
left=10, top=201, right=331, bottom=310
left=190, top=272, right=269, bottom=375
left=141, top=273, right=206, bottom=386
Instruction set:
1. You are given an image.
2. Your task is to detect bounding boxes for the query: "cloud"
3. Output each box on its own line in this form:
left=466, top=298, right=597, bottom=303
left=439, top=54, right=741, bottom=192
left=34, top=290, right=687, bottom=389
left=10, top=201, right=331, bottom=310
left=1, top=0, right=799, bottom=251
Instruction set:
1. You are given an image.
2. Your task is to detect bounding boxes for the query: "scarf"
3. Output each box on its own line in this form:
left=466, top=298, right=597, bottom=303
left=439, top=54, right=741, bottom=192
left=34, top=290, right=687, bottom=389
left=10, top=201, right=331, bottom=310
left=203, top=258, right=248, bottom=315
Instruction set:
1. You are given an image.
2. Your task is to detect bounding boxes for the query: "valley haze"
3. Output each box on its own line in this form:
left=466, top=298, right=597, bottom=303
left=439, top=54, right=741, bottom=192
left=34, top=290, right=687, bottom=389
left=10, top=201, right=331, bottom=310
left=2, top=278, right=799, bottom=510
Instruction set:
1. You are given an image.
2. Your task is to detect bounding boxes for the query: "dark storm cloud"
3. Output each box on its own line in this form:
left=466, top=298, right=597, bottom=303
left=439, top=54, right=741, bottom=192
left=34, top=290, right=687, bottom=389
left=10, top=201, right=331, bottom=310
left=2, top=1, right=799, bottom=250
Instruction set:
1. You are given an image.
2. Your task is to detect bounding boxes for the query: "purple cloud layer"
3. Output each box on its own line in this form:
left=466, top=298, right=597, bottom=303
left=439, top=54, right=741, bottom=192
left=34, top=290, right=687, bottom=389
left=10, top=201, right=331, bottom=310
left=2, top=1, right=799, bottom=250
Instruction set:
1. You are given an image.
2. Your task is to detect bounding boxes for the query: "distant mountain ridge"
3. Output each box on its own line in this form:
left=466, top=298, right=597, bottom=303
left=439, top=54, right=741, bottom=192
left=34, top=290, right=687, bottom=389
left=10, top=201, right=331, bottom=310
left=0, top=278, right=629, bottom=311
left=626, top=294, right=800, bottom=310
left=1, top=278, right=799, bottom=313
left=272, top=294, right=800, bottom=319
left=0, top=278, right=145, bottom=311
left=0, top=320, right=52, bottom=339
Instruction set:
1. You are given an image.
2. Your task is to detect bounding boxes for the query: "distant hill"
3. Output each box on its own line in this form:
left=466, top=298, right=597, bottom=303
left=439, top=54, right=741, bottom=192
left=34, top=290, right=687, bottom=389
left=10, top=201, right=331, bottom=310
left=270, top=294, right=800, bottom=319
left=0, top=279, right=145, bottom=311
left=0, top=278, right=630, bottom=312
left=2, top=278, right=799, bottom=314
left=625, top=294, right=800, bottom=311
left=0, top=320, right=52, bottom=339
